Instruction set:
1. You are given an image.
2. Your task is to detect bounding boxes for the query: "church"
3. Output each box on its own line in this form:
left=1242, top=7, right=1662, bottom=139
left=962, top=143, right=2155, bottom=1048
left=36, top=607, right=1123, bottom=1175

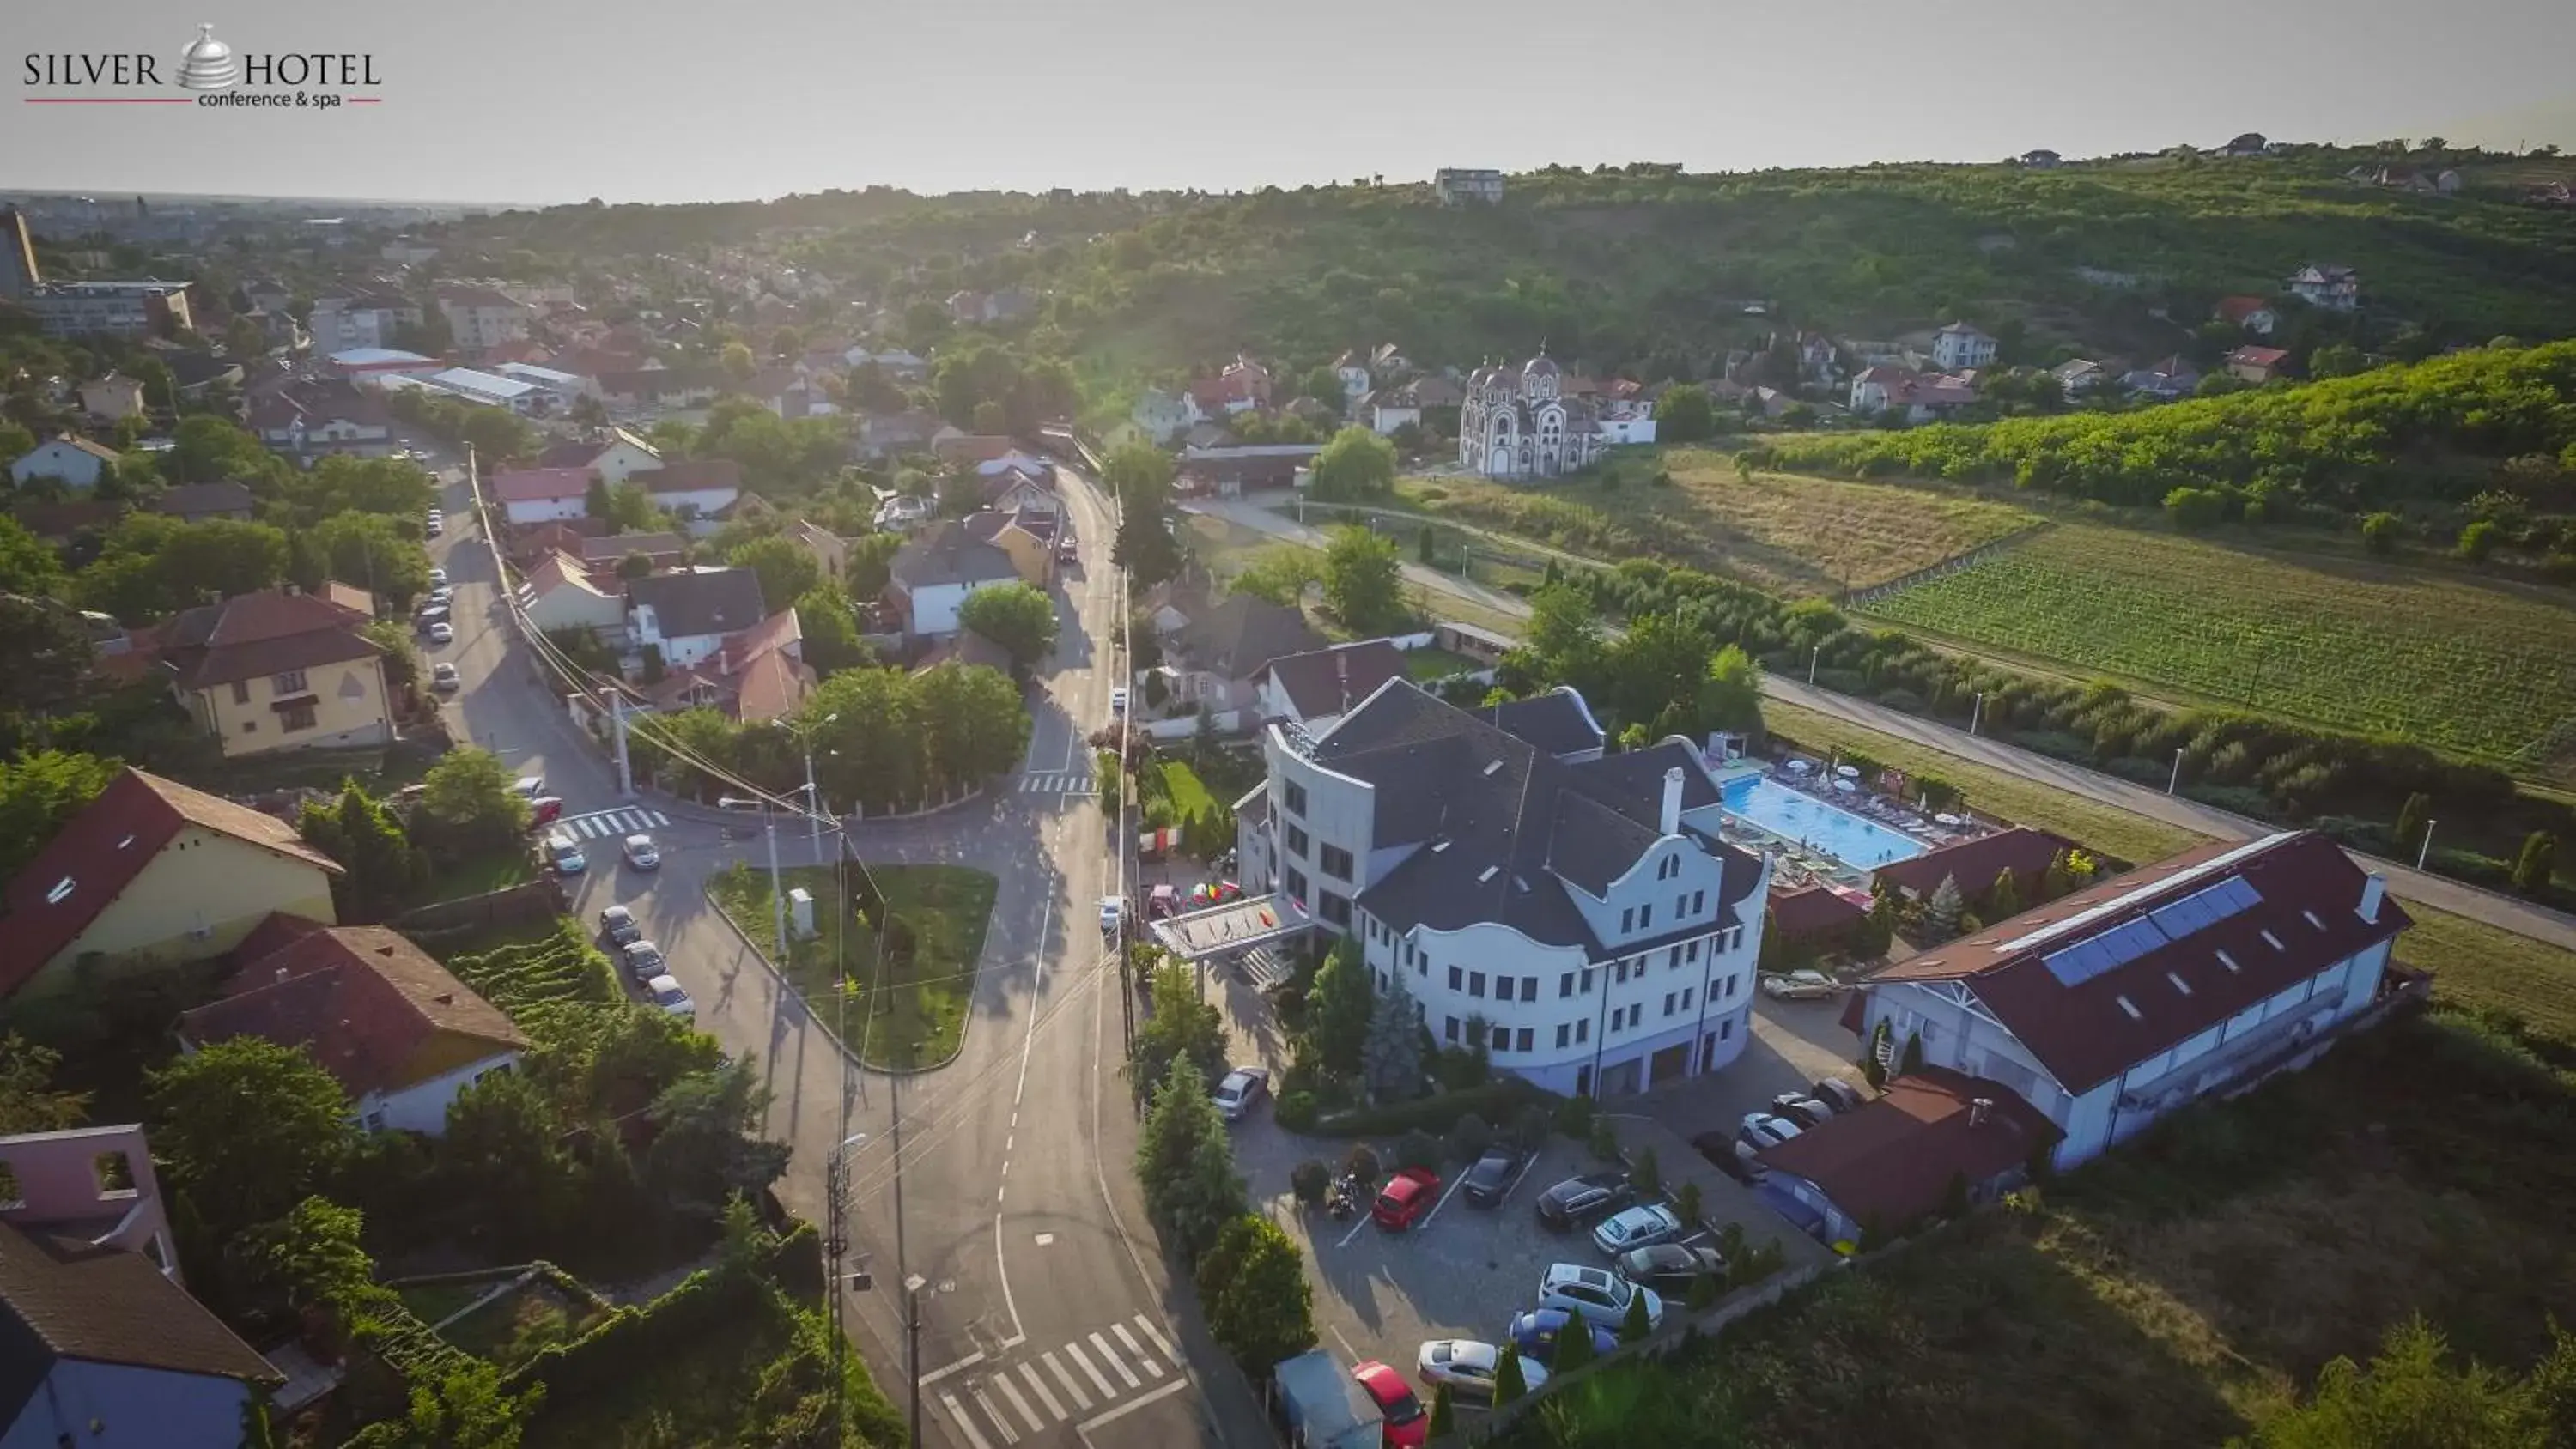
left=1458, top=354, right=1605, bottom=480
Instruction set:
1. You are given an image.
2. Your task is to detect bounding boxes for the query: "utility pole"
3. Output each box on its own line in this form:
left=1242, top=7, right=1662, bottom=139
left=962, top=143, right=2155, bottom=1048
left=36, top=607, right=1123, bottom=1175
left=1968, top=692, right=1984, bottom=737
left=611, top=693, right=633, bottom=796
left=2417, top=819, right=2437, bottom=870
left=764, top=803, right=787, bottom=961
left=1808, top=644, right=1820, bottom=685
left=803, top=744, right=823, bottom=860
left=2167, top=746, right=2184, bottom=796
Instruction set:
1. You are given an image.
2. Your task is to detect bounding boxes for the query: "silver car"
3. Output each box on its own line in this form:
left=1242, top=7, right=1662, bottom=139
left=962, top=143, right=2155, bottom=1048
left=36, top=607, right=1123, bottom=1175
left=1212, top=1067, right=1267, bottom=1121
left=1589, top=1203, right=1685, bottom=1257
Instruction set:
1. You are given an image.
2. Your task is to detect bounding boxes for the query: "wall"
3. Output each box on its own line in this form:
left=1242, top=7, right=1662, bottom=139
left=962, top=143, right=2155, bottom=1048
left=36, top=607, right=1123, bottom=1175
left=199, top=657, right=391, bottom=759
left=0, top=1360, right=255, bottom=1449
left=41, top=832, right=337, bottom=991
left=0, top=1124, right=174, bottom=1276
left=521, top=581, right=624, bottom=635
left=503, top=495, right=586, bottom=526
left=1264, top=739, right=1378, bottom=936
left=360, top=1051, right=522, bottom=1136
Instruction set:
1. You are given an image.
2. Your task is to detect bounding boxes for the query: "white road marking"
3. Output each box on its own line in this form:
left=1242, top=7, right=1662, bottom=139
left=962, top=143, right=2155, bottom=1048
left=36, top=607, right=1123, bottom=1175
left=1064, top=1340, right=1115, bottom=1400
left=1335, top=1209, right=1375, bottom=1248
left=993, top=1215, right=1024, bottom=1347
left=1112, top=1322, right=1163, bottom=1378
left=939, top=1393, right=994, bottom=1449
left=1074, top=1376, right=1190, bottom=1434
left=1090, top=1331, right=1141, bottom=1389
left=1414, top=1164, right=1476, bottom=1231
left=1045, top=1351, right=1092, bottom=1410
left=1035, top=1233, right=1054, bottom=1246
left=971, top=1386, right=1020, bottom=1444
left=1018, top=1362, right=1066, bottom=1422
left=1131, top=1315, right=1176, bottom=1365
left=993, top=1368, right=1045, bottom=1433
left=921, top=1350, right=986, bottom=1386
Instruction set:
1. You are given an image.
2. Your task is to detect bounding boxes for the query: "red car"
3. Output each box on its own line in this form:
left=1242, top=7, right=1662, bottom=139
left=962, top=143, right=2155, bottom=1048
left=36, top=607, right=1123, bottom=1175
left=527, top=797, right=565, bottom=828
left=1352, top=1360, right=1428, bottom=1447
left=1372, top=1167, right=1442, bottom=1231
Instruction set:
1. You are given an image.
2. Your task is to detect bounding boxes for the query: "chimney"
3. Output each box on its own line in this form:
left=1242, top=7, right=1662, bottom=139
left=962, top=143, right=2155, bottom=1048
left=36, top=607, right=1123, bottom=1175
left=275, top=967, right=289, bottom=985
left=1659, top=767, right=1684, bottom=836
left=2358, top=871, right=2385, bottom=925
left=1970, top=1097, right=1992, bottom=1127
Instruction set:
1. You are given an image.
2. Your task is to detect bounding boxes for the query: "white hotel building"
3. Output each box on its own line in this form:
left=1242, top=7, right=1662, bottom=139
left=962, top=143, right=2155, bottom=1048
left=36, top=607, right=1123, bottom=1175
left=1235, top=682, right=1772, bottom=1099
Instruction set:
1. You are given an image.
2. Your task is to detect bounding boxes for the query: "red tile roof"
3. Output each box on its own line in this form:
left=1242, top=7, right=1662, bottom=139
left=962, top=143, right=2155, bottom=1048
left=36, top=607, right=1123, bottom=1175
left=1864, top=832, right=2409, bottom=1093
left=1872, top=827, right=2072, bottom=900
left=2229, top=345, right=2292, bottom=367
left=632, top=458, right=744, bottom=495
left=151, top=588, right=380, bottom=690
left=2215, top=295, right=2274, bottom=324
left=0, top=770, right=343, bottom=997
left=1756, top=1068, right=2061, bottom=1234
left=1766, top=884, right=1870, bottom=938
left=180, top=926, right=525, bottom=1099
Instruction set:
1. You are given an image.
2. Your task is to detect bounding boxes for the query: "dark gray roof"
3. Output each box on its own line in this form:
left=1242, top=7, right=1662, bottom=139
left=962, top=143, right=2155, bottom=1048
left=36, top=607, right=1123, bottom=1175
left=0, top=1221, right=279, bottom=1418
left=1174, top=595, right=1326, bottom=680
left=1479, top=688, right=1605, bottom=758
left=1315, top=682, right=1761, bottom=951
left=149, top=481, right=256, bottom=518
left=626, top=567, right=769, bottom=640
left=890, top=521, right=1018, bottom=591
left=1259, top=640, right=1406, bottom=719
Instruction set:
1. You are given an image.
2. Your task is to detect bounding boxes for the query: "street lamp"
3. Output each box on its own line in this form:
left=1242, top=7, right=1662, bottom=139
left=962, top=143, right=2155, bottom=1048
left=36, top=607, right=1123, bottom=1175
left=1807, top=643, right=1820, bottom=685
left=2418, top=819, right=2437, bottom=870
left=2167, top=746, right=2184, bottom=796
left=1968, top=691, right=1985, bottom=737
left=773, top=713, right=840, bottom=859
left=823, top=1131, right=869, bottom=1447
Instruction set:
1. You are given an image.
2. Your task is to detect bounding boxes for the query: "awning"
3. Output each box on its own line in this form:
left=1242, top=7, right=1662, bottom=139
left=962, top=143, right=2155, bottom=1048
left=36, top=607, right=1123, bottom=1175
left=1148, top=893, right=1309, bottom=962
left=269, top=694, right=320, bottom=712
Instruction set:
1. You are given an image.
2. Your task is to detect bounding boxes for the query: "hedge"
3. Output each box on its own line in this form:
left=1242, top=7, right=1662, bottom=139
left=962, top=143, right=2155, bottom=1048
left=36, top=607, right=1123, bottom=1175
left=1312, top=1079, right=1554, bottom=1137
left=500, top=1266, right=757, bottom=1397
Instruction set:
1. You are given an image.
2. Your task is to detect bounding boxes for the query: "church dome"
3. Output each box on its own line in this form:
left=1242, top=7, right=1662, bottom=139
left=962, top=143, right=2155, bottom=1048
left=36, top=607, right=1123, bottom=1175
left=176, top=25, right=240, bottom=92
left=1521, top=355, right=1560, bottom=379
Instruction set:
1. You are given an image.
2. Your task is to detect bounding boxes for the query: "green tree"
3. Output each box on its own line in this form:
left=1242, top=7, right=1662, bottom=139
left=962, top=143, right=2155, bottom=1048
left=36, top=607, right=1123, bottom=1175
left=2512, top=832, right=2557, bottom=896
left=2164, top=486, right=2227, bottom=530
left=76, top=515, right=290, bottom=622
left=1303, top=365, right=1346, bottom=408
left=1619, top=1287, right=1653, bottom=1343
left=957, top=582, right=1060, bottom=670
left=1923, top=874, right=1965, bottom=941
left=602, top=481, right=664, bottom=531
left=1862, top=1020, right=1892, bottom=1088
left=1105, top=442, right=1181, bottom=589
left=2233, top=1315, right=2576, bottom=1449
left=2395, top=792, right=2433, bottom=855
left=0, top=750, right=118, bottom=881
left=1985, top=866, right=2023, bottom=920
left=1137, top=1055, right=1243, bottom=1261
left=847, top=531, right=904, bottom=599
left=727, top=534, right=821, bottom=614
left=1130, top=961, right=1226, bottom=1094
left=1196, top=1215, right=1314, bottom=1370
left=380, top=1361, right=544, bottom=1449
left=1632, top=1146, right=1661, bottom=1197
left=1552, top=1310, right=1596, bottom=1372
left=1360, top=968, right=1424, bottom=1102
left=1322, top=525, right=1405, bottom=633
left=584, top=475, right=614, bottom=518
left=617, top=551, right=653, bottom=581
left=721, top=340, right=756, bottom=381
left=1494, top=1341, right=1529, bottom=1404
left=794, top=585, right=871, bottom=676
left=914, top=662, right=1033, bottom=791
left=1228, top=549, right=1322, bottom=608
left=0, top=594, right=96, bottom=724
left=295, top=781, right=426, bottom=919
left=1900, top=1029, right=1925, bottom=1076
left=0, top=421, right=36, bottom=465
left=1427, top=1384, right=1455, bottom=1438
left=0, top=517, right=65, bottom=596
left=1653, top=383, right=1716, bottom=442
left=808, top=668, right=923, bottom=810
left=645, top=1055, right=791, bottom=1214
left=361, top=620, right=422, bottom=698
left=248, top=1195, right=377, bottom=1317
left=0, top=1034, right=87, bottom=1133
left=1311, top=426, right=1397, bottom=500
left=2308, top=342, right=2366, bottom=379
left=1417, top=523, right=1437, bottom=564
left=146, top=1037, right=356, bottom=1239
left=1305, top=937, right=1376, bottom=1080
left=2458, top=519, right=2500, bottom=562
left=307, top=512, right=432, bottom=606
left=412, top=746, right=532, bottom=863
left=2360, top=512, right=2402, bottom=555
left=440, top=1070, right=576, bottom=1254
left=165, top=414, right=276, bottom=485
left=1698, top=643, right=1764, bottom=742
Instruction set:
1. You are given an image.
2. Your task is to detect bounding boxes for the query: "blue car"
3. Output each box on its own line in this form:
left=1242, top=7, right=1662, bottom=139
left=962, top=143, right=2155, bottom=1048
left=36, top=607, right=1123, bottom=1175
left=1505, top=1308, right=1619, bottom=1368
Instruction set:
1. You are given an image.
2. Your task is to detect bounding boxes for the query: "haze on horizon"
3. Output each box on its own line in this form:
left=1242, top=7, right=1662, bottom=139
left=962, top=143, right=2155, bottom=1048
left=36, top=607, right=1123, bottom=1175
left=3, top=0, right=2570, bottom=208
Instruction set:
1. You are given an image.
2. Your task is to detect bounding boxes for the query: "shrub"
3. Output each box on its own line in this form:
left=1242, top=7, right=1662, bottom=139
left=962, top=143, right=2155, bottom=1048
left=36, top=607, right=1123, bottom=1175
left=1275, top=1090, right=1318, bottom=1132
left=1291, top=1160, right=1330, bottom=1207
left=1311, top=1079, right=1546, bottom=1137
left=1394, top=1129, right=1443, bottom=1173
left=1511, top=1103, right=1554, bottom=1152
left=1447, top=1113, right=1493, bottom=1162
left=1553, top=1092, right=1596, bottom=1138
left=1633, top=1146, right=1662, bottom=1197
left=1589, top=1119, right=1621, bottom=1163
left=1342, top=1143, right=1382, bottom=1186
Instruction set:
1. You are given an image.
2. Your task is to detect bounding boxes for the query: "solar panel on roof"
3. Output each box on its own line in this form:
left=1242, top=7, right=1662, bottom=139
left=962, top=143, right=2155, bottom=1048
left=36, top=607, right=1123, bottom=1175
left=2043, top=913, right=2172, bottom=986
left=2145, top=875, right=2263, bottom=939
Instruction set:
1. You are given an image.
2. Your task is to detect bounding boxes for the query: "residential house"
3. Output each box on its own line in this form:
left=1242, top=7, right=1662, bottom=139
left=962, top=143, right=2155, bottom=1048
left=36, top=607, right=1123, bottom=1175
left=308, top=290, right=420, bottom=352
left=794, top=518, right=854, bottom=586
left=627, top=568, right=769, bottom=670
left=1155, top=595, right=1327, bottom=720
left=1931, top=323, right=2000, bottom=372
left=2219, top=131, right=2269, bottom=157
left=1331, top=350, right=1373, bottom=403
left=962, top=509, right=1057, bottom=588
left=2214, top=295, right=2279, bottom=336
left=146, top=587, right=392, bottom=758
left=1371, top=343, right=1412, bottom=377
left=2050, top=359, right=2113, bottom=398
left=1250, top=640, right=1408, bottom=731
left=1595, top=400, right=1659, bottom=446
left=493, top=466, right=595, bottom=525
left=1797, top=333, right=1844, bottom=388
left=2019, top=149, right=2063, bottom=169
left=166, top=353, right=244, bottom=402
left=0, top=1212, right=280, bottom=1448
left=594, top=365, right=725, bottom=412
left=2120, top=354, right=2202, bottom=401
left=1475, top=688, right=1607, bottom=763
left=515, top=550, right=626, bottom=635
left=148, top=482, right=256, bottom=524
left=1129, top=389, right=1195, bottom=446
left=933, top=433, right=1019, bottom=468
left=1844, top=831, right=2413, bottom=1170
left=579, top=530, right=688, bottom=573
left=887, top=522, right=1022, bottom=639
left=0, top=1124, right=179, bottom=1281
left=246, top=378, right=395, bottom=458
left=9, top=501, right=121, bottom=546
left=77, top=373, right=149, bottom=422
left=1755, top=1068, right=2063, bottom=1245
left=641, top=609, right=812, bottom=723
left=1219, top=356, right=1273, bottom=409
left=848, top=346, right=928, bottom=379
left=435, top=284, right=532, bottom=355
left=179, top=924, right=527, bottom=1136
left=507, top=517, right=608, bottom=566
left=9, top=436, right=120, bottom=490
left=2227, top=345, right=2292, bottom=384
left=0, top=767, right=341, bottom=1001
left=1434, top=168, right=1505, bottom=205
left=1849, top=367, right=1978, bottom=421
left=858, top=409, right=942, bottom=459
left=872, top=494, right=934, bottom=531
left=633, top=458, right=744, bottom=536
left=535, top=428, right=663, bottom=488
left=2285, top=264, right=2360, bottom=312
left=21, top=281, right=193, bottom=341
left=1872, top=827, right=2073, bottom=906
left=980, top=463, right=1060, bottom=520
left=1240, top=680, right=1769, bottom=1097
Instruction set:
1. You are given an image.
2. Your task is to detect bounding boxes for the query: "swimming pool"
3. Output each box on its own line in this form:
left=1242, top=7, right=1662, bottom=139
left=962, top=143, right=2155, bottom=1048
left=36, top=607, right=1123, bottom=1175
left=1721, top=775, right=1927, bottom=870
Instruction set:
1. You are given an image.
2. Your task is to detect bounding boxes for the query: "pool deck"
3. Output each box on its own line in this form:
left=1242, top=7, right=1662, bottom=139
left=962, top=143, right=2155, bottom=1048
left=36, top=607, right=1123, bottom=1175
left=1722, top=761, right=1995, bottom=893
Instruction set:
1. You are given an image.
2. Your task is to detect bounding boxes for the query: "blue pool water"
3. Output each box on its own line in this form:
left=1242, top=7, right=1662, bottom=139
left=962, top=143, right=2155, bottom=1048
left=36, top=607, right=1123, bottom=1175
left=1721, top=775, right=1927, bottom=870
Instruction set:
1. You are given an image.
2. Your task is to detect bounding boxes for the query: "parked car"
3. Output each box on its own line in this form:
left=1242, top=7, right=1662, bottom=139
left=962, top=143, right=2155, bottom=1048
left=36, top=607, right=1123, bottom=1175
left=598, top=906, right=642, bottom=947
left=1414, top=1340, right=1546, bottom=1399
left=623, top=940, right=668, bottom=983
left=1056, top=533, right=1079, bottom=566
left=1589, top=1203, right=1685, bottom=1257
left=646, top=973, right=694, bottom=1017
left=513, top=775, right=547, bottom=798
left=1614, top=1244, right=1726, bottom=1299
left=1537, top=1263, right=1661, bottom=1332
left=413, top=603, right=449, bottom=630
left=1212, top=1067, right=1267, bottom=1122
left=1373, top=1167, right=1442, bottom=1231
left=428, top=566, right=447, bottom=587
left=1738, top=1114, right=1802, bottom=1150
left=543, top=832, right=586, bottom=874
left=425, top=517, right=443, bottom=537
left=1109, top=686, right=1129, bottom=717
left=425, top=621, right=454, bottom=645
left=1534, top=1171, right=1635, bottom=1231
left=1691, top=1130, right=1767, bottom=1185
left=1761, top=969, right=1839, bottom=1001
left=528, top=797, right=565, bottom=828
left=1769, top=1093, right=1838, bottom=1129
left=1812, top=1077, right=1869, bottom=1115
left=1350, top=1361, right=1427, bottom=1449
left=427, top=585, right=453, bottom=606
left=1504, top=1308, right=1618, bottom=1368
left=1097, top=895, right=1125, bottom=936
left=430, top=662, right=460, bottom=693
left=623, top=833, right=661, bottom=870
left=1461, top=1146, right=1525, bottom=1209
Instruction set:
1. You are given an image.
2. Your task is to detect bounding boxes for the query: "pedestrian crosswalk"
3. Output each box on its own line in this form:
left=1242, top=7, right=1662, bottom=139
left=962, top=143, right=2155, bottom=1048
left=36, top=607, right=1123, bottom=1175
left=553, top=806, right=671, bottom=840
left=1018, top=770, right=1097, bottom=797
left=933, top=1315, right=1182, bottom=1446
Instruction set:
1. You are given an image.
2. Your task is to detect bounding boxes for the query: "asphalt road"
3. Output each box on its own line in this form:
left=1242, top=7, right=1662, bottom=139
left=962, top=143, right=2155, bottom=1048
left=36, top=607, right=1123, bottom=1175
left=1192, top=494, right=2576, bottom=953
left=431, top=452, right=1233, bottom=1448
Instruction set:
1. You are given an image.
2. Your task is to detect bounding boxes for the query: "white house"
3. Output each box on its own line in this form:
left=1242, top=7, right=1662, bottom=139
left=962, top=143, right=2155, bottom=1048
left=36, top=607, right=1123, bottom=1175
left=538, top=428, right=663, bottom=488
left=1595, top=401, right=1659, bottom=446
left=2286, top=264, right=2360, bottom=312
left=177, top=925, right=526, bottom=1137
left=435, top=284, right=532, bottom=354
left=1845, top=831, right=2412, bottom=1172
left=1435, top=168, right=1505, bottom=205
left=1931, top=322, right=1999, bottom=372
left=1332, top=350, right=1373, bottom=403
left=514, top=551, right=627, bottom=635
left=492, top=466, right=593, bottom=525
left=886, top=521, right=1021, bottom=640
left=9, top=436, right=120, bottom=490
left=1131, top=389, right=1194, bottom=446
left=1233, top=681, right=1770, bottom=1099
left=627, top=567, right=769, bottom=670
left=634, top=458, right=745, bottom=537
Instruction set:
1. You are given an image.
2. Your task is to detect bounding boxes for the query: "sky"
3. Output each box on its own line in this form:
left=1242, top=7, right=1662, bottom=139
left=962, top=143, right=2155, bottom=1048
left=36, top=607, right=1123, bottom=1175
left=5, top=0, right=2573, bottom=206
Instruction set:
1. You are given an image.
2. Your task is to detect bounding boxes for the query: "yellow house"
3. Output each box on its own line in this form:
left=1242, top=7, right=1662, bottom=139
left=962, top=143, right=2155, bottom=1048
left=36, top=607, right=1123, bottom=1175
left=965, top=507, right=1056, bottom=589
left=147, top=587, right=392, bottom=758
left=0, top=767, right=343, bottom=999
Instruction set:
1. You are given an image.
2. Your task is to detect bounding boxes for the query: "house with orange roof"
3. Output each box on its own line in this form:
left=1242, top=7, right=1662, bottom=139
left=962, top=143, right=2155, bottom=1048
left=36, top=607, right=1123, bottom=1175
left=492, top=465, right=594, bottom=526
left=515, top=549, right=625, bottom=634
left=140, top=586, right=391, bottom=759
left=642, top=609, right=813, bottom=723
left=0, top=767, right=342, bottom=1001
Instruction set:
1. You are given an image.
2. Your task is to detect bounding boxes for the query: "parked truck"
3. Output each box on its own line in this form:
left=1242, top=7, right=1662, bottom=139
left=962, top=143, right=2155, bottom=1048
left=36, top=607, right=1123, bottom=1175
left=1271, top=1349, right=1382, bottom=1449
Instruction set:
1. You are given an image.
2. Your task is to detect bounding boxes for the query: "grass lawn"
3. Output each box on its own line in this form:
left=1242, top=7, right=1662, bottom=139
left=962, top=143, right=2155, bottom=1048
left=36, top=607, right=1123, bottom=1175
left=1403, top=646, right=1479, bottom=681
left=711, top=862, right=998, bottom=1070
left=1397, top=449, right=2040, bottom=596
left=1856, top=523, right=2576, bottom=785
left=438, top=1282, right=604, bottom=1369
left=394, top=1282, right=487, bottom=1328
left=1157, top=759, right=1218, bottom=821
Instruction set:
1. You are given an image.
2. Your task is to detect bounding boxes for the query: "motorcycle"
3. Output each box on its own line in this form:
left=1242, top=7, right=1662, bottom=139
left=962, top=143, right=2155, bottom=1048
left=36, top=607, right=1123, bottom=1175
left=1326, top=1175, right=1364, bottom=1221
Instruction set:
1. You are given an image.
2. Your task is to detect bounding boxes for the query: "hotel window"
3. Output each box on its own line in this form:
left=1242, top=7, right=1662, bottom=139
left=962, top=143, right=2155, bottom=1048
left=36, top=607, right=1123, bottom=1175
left=1620, top=907, right=1634, bottom=932
left=1285, top=824, right=1309, bottom=858
left=1686, top=940, right=1700, bottom=962
left=1692, top=890, right=1705, bottom=913
left=1614, top=961, right=1629, bottom=985
left=1319, top=844, right=1353, bottom=881
left=1720, top=1018, right=1733, bottom=1040
left=1662, top=991, right=1675, bottom=1017
left=1319, top=892, right=1351, bottom=927
left=1449, top=966, right=1463, bottom=991
left=1556, top=1022, right=1571, bottom=1048
left=1516, top=1028, right=1533, bottom=1052
left=1576, top=1017, right=1590, bottom=1043
left=1559, top=973, right=1575, bottom=998
left=1681, top=987, right=1694, bottom=1009
left=1668, top=947, right=1681, bottom=970
left=281, top=703, right=319, bottom=731
left=1675, top=894, right=1687, bottom=919
left=272, top=670, right=308, bottom=695
left=1285, top=868, right=1307, bottom=902
left=230, top=681, right=251, bottom=704
left=1639, top=904, right=1653, bottom=929
left=1284, top=781, right=1307, bottom=817
left=1444, top=1016, right=1459, bottom=1043
left=1520, top=976, right=1537, bottom=1003
left=1580, top=968, right=1594, bottom=994
left=1468, top=972, right=1486, bottom=998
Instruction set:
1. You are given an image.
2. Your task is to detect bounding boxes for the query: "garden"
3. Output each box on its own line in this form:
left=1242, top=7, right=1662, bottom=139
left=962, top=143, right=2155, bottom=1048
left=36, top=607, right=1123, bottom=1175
left=710, top=860, right=999, bottom=1070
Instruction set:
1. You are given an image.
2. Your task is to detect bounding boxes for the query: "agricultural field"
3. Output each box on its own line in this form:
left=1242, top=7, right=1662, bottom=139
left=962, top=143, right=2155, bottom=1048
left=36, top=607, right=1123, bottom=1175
left=1397, top=450, right=2041, bottom=596
left=1858, top=524, right=2576, bottom=784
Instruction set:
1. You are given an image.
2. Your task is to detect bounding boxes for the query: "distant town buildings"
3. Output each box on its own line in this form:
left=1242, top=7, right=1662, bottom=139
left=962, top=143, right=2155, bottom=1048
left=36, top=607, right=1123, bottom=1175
left=1434, top=168, right=1505, bottom=205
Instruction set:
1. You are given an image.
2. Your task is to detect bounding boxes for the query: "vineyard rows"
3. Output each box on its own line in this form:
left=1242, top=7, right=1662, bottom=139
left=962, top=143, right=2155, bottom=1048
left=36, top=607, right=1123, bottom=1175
left=1861, top=525, right=2576, bottom=778
left=450, top=921, right=621, bottom=1023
